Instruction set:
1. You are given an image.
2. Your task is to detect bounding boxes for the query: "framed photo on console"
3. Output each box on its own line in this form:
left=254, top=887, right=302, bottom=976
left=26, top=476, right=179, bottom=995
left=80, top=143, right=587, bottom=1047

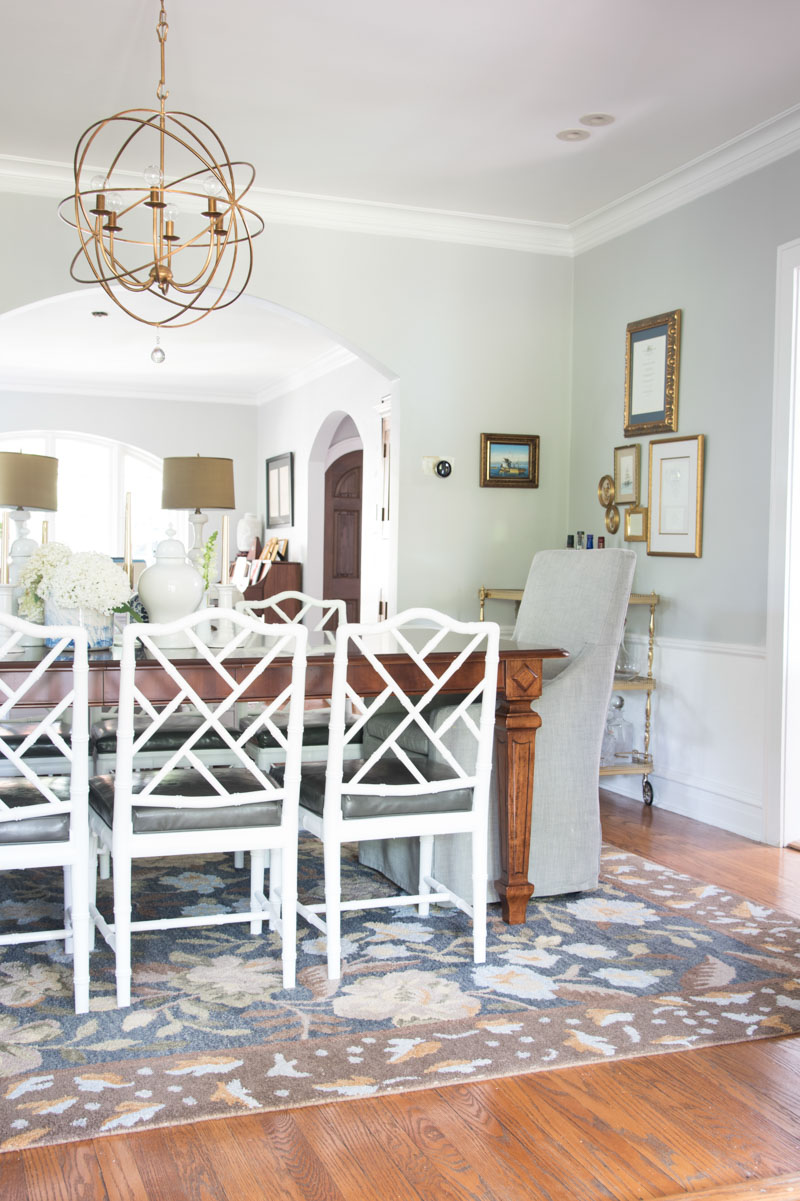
left=647, top=434, right=704, bottom=557
left=624, top=309, right=681, bottom=437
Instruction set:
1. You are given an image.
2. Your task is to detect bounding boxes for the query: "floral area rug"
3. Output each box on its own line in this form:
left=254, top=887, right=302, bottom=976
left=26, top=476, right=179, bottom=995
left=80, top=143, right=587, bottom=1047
left=2, top=838, right=800, bottom=1151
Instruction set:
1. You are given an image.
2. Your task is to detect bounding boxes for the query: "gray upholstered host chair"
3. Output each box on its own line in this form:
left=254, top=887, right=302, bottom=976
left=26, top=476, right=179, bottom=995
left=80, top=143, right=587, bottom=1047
left=360, top=548, right=636, bottom=902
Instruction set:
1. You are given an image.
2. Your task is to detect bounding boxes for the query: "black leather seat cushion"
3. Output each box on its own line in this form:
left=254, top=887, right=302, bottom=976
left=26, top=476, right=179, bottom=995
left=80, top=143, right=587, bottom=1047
left=361, top=694, right=468, bottom=757
left=0, top=776, right=72, bottom=844
left=292, top=758, right=473, bottom=820
left=239, top=707, right=355, bottom=749
left=0, top=721, right=71, bottom=758
left=91, top=714, right=236, bottom=755
left=89, top=768, right=283, bottom=834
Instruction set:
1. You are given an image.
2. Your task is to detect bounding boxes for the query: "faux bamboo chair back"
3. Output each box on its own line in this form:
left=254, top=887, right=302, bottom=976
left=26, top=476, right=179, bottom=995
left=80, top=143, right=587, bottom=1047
left=0, top=612, right=90, bottom=1013
left=237, top=591, right=346, bottom=648
left=88, top=608, right=307, bottom=1006
left=296, top=607, right=499, bottom=980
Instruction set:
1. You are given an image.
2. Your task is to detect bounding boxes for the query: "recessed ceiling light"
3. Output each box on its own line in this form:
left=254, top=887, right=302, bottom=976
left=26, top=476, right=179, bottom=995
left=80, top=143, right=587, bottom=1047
left=556, top=128, right=590, bottom=142
left=580, top=113, right=615, bottom=127
left=91, top=310, right=109, bottom=318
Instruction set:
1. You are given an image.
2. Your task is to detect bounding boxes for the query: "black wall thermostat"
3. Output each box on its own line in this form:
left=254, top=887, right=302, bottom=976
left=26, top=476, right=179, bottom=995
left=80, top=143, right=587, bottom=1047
left=435, top=459, right=452, bottom=478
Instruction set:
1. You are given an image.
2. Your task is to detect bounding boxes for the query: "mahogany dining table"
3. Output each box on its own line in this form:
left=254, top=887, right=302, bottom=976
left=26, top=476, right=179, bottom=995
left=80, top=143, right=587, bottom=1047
left=0, top=634, right=567, bottom=925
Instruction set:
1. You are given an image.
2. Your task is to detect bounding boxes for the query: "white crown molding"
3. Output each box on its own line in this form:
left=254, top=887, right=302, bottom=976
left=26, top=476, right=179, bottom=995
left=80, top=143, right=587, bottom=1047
left=0, top=155, right=573, bottom=257
left=256, top=190, right=572, bottom=256
left=256, top=346, right=357, bottom=405
left=572, top=104, right=800, bottom=254
left=3, top=103, right=800, bottom=259
left=0, top=372, right=263, bottom=406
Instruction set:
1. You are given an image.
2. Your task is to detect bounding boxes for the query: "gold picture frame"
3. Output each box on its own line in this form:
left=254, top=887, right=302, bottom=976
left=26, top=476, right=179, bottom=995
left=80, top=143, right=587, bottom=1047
left=597, top=474, right=615, bottom=507
left=624, top=309, right=681, bottom=437
left=614, top=443, right=640, bottom=505
left=604, top=504, right=620, bottom=534
left=624, top=505, right=648, bottom=542
left=647, top=434, right=704, bottom=557
left=479, top=433, right=539, bottom=488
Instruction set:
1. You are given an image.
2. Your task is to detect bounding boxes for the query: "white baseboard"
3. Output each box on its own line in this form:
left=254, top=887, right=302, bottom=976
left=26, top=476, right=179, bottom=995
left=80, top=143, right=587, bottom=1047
left=601, top=634, right=766, bottom=842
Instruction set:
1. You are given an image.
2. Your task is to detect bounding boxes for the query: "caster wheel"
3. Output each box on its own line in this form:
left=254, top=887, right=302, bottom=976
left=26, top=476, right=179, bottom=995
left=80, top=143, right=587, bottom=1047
left=642, top=779, right=654, bottom=806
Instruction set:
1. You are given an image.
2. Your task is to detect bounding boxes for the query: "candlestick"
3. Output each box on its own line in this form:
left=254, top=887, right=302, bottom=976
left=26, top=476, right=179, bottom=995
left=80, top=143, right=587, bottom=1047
left=41, top=520, right=48, bottom=545
left=123, top=492, right=133, bottom=588
left=1, top=513, right=8, bottom=585
left=220, top=514, right=230, bottom=585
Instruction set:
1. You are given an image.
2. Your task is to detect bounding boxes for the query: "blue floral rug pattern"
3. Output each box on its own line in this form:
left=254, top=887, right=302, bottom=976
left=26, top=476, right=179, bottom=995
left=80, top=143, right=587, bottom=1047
left=1, top=840, right=799, bottom=1150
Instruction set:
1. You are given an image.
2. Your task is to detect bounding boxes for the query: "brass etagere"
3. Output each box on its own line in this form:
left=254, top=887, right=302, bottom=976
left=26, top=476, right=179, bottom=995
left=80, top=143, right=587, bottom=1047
left=599, top=592, right=659, bottom=805
left=478, top=585, right=660, bottom=805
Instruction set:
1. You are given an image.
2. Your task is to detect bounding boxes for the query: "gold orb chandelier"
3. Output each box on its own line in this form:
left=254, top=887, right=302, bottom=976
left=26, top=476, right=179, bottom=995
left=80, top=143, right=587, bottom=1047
left=58, top=1, right=264, bottom=329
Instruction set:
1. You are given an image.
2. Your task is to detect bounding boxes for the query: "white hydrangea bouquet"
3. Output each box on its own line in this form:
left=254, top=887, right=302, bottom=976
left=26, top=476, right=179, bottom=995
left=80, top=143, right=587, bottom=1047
left=17, top=542, right=73, bottom=622
left=18, top=543, right=133, bottom=629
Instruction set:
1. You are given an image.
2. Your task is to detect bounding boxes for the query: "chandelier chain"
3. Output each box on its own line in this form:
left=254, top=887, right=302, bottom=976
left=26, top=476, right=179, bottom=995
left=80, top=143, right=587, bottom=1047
left=156, top=4, right=169, bottom=104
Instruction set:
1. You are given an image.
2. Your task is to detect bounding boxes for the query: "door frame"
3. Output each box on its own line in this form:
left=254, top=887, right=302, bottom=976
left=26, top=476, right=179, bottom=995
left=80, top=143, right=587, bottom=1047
left=765, top=236, right=800, bottom=845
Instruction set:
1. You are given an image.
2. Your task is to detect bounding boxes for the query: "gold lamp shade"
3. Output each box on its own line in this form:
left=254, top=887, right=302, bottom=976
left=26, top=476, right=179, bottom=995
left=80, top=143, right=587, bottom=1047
left=0, top=452, right=58, bottom=511
left=162, top=456, right=235, bottom=512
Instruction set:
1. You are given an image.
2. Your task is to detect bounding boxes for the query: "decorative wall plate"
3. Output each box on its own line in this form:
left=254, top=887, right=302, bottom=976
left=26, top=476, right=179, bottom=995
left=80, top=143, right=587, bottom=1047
left=605, top=503, right=620, bottom=534
left=598, top=474, right=615, bottom=507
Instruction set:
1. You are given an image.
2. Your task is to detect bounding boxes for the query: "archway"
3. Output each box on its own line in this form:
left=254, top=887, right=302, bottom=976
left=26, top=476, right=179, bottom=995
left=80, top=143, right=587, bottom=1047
left=0, top=287, right=399, bottom=620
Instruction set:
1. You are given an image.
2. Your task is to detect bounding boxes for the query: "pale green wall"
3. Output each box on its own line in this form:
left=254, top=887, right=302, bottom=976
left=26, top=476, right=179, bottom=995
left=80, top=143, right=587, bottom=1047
left=571, top=150, right=800, bottom=644
left=250, top=228, right=574, bottom=617
left=0, top=196, right=575, bottom=621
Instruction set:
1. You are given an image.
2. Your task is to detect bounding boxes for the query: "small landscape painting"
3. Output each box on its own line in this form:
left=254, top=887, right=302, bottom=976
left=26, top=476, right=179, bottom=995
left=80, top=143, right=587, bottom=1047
left=480, top=433, right=539, bottom=489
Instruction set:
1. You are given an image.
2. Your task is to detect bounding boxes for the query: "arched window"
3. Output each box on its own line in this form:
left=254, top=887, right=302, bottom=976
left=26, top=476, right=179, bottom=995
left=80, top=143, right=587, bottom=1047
left=0, top=431, right=188, bottom=561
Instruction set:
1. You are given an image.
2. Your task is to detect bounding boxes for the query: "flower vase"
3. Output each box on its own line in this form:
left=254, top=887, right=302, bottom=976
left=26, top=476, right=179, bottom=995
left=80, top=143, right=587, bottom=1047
left=44, top=599, right=113, bottom=649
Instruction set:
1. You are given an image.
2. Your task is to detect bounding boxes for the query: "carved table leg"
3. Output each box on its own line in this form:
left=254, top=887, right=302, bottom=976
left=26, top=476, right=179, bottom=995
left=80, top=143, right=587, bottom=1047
left=493, top=697, right=541, bottom=924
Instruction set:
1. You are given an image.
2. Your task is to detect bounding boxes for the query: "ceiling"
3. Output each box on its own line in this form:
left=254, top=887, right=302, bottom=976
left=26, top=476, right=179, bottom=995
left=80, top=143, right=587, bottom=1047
left=2, top=0, right=800, bottom=401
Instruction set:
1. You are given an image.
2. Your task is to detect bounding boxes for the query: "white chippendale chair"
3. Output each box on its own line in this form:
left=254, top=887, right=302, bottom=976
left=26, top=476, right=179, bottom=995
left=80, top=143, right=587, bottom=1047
left=0, top=612, right=91, bottom=1013
left=87, top=607, right=307, bottom=1007
left=235, top=591, right=362, bottom=766
left=294, top=608, right=499, bottom=980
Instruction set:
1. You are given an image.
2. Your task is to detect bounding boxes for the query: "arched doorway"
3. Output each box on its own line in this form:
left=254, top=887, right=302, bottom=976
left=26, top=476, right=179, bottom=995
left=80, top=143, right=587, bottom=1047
left=324, top=447, right=363, bottom=622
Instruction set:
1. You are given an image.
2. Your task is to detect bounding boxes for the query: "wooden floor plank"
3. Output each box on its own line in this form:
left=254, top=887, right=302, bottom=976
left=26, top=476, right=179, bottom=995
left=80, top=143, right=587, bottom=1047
left=4, top=790, right=800, bottom=1201
left=92, top=1135, right=152, bottom=1201
left=293, top=1099, right=431, bottom=1201
left=220, top=1110, right=349, bottom=1201
left=655, top=1172, right=800, bottom=1200
left=0, top=1152, right=32, bottom=1201
left=18, top=1141, right=108, bottom=1201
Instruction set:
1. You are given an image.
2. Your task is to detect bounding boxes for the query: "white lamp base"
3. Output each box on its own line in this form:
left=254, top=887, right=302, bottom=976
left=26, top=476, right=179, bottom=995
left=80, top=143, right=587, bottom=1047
left=188, top=510, right=208, bottom=569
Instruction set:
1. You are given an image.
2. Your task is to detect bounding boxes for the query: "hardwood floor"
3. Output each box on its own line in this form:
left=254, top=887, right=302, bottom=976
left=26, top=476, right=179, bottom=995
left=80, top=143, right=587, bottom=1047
left=4, top=790, right=800, bottom=1201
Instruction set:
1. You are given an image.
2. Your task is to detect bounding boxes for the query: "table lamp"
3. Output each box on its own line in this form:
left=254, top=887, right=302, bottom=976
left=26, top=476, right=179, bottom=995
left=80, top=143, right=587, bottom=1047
left=0, top=451, right=58, bottom=590
left=161, top=455, right=235, bottom=570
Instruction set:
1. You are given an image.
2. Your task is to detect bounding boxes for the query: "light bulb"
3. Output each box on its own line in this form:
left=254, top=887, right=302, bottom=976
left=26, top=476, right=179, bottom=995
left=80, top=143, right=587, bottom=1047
left=90, top=174, right=105, bottom=191
left=165, top=203, right=180, bottom=222
left=202, top=172, right=223, bottom=198
left=144, top=163, right=163, bottom=187
left=106, top=191, right=123, bottom=213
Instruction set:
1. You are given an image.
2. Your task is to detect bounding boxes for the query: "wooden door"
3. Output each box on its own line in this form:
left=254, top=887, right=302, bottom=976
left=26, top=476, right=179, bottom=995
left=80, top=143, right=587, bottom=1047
left=323, top=450, right=362, bottom=622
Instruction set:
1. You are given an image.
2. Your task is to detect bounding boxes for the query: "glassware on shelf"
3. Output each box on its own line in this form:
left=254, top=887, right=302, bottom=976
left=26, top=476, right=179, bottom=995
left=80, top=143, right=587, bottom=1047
left=615, top=625, right=639, bottom=679
left=601, top=694, right=634, bottom=765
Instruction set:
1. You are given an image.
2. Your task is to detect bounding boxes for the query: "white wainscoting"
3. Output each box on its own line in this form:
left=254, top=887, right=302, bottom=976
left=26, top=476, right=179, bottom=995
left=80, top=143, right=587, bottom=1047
left=600, top=634, right=767, bottom=842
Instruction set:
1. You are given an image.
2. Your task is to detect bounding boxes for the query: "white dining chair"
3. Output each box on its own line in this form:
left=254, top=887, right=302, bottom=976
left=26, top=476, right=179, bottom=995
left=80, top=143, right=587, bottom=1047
left=294, top=607, right=499, bottom=980
left=235, top=591, right=362, bottom=767
left=0, top=612, right=91, bottom=1013
left=87, top=607, right=307, bottom=1007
